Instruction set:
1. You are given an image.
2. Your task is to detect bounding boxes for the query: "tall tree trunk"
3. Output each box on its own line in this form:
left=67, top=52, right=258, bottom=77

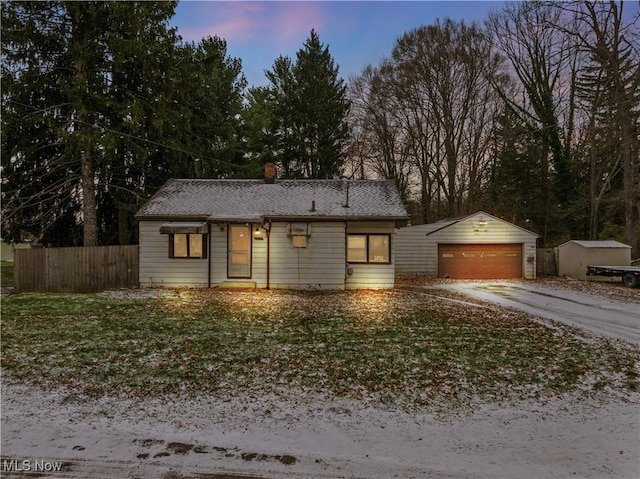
left=420, top=174, right=429, bottom=224
left=621, top=115, right=639, bottom=257
left=580, top=1, right=639, bottom=255
left=118, top=208, right=131, bottom=245
left=71, top=6, right=98, bottom=247
left=588, top=110, right=599, bottom=240
left=80, top=149, right=98, bottom=246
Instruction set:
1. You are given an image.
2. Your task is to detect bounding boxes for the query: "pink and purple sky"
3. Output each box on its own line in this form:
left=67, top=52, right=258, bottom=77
left=170, top=1, right=502, bottom=87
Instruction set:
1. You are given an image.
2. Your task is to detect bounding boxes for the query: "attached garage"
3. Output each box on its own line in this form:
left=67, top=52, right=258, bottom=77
left=395, top=211, right=538, bottom=279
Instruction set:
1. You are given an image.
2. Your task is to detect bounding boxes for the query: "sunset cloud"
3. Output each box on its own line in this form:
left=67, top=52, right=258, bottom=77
left=173, top=1, right=578, bottom=87
left=177, top=1, right=327, bottom=47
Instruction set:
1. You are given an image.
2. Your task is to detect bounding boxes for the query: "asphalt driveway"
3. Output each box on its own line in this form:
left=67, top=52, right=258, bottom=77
left=431, top=281, right=640, bottom=345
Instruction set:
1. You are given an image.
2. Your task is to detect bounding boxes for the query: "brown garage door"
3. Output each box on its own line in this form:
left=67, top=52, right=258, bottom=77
left=438, top=244, right=523, bottom=279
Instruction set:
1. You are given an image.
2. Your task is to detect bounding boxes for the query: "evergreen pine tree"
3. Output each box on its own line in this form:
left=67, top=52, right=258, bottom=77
left=1, top=2, right=247, bottom=245
left=264, top=29, right=350, bottom=179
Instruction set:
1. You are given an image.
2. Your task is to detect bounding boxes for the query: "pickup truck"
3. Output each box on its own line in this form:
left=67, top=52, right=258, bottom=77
left=586, top=265, right=640, bottom=288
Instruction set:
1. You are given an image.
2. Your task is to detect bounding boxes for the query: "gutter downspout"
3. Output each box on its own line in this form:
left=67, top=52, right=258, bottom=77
left=344, top=220, right=348, bottom=284
left=266, top=220, right=272, bottom=290
left=207, top=222, right=212, bottom=288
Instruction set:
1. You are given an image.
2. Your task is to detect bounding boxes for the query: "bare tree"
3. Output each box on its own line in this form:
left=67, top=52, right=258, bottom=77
left=487, top=1, right=581, bottom=236
left=561, top=1, right=639, bottom=256
left=346, top=19, right=504, bottom=222
left=347, top=65, right=414, bottom=203
left=391, top=19, right=503, bottom=218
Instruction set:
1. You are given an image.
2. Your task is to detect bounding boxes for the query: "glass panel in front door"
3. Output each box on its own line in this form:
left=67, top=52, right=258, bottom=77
left=228, top=225, right=251, bottom=277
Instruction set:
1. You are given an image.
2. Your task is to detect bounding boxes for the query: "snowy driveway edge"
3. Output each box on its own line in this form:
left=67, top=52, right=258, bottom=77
left=425, top=281, right=640, bottom=345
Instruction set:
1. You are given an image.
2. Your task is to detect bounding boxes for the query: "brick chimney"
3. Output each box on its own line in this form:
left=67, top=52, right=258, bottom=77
left=264, top=163, right=276, bottom=184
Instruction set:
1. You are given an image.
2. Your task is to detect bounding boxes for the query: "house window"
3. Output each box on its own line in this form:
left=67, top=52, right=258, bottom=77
left=347, top=234, right=390, bottom=263
left=369, top=235, right=390, bottom=263
left=228, top=224, right=251, bottom=278
left=347, top=235, right=367, bottom=262
left=170, top=234, right=207, bottom=259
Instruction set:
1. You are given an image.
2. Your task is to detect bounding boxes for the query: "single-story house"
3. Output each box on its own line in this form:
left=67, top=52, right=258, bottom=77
left=395, top=211, right=538, bottom=279
left=557, top=240, right=631, bottom=281
left=134, top=166, right=409, bottom=289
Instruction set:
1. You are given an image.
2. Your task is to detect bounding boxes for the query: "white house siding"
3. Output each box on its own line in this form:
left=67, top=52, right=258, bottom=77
left=209, top=225, right=227, bottom=286
left=139, top=221, right=209, bottom=287
left=395, top=222, right=455, bottom=275
left=345, top=221, right=396, bottom=289
left=140, top=220, right=403, bottom=289
left=346, top=260, right=395, bottom=289
left=268, top=222, right=346, bottom=289
left=395, top=213, right=538, bottom=279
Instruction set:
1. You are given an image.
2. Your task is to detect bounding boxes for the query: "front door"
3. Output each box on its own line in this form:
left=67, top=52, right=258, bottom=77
left=228, top=225, right=251, bottom=278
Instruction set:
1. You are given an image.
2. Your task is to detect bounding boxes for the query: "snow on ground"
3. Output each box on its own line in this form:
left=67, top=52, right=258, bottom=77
left=2, top=382, right=639, bottom=479
left=98, top=288, right=180, bottom=300
left=4, top=279, right=640, bottom=478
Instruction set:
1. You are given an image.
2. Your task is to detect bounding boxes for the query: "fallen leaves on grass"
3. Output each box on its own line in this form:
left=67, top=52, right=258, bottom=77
left=2, top=289, right=638, bottom=411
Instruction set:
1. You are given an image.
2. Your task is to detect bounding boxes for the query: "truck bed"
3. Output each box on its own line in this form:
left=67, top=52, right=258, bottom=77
left=586, top=265, right=640, bottom=276
left=586, top=265, right=640, bottom=288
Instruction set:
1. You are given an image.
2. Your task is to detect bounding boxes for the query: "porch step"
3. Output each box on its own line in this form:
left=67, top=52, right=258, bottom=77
left=218, top=281, right=257, bottom=290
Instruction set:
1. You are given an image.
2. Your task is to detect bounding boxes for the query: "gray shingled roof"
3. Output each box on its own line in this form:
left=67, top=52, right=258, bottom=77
left=135, top=179, right=408, bottom=221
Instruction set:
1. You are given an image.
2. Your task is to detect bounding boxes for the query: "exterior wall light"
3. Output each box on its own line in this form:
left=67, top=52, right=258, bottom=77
left=473, top=217, right=489, bottom=232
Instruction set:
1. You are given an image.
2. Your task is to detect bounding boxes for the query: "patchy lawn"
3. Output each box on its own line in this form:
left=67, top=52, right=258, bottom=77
left=2, top=288, right=638, bottom=410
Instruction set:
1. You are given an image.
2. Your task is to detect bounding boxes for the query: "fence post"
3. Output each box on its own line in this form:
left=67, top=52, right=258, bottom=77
left=45, top=248, right=50, bottom=292
left=13, top=250, right=20, bottom=292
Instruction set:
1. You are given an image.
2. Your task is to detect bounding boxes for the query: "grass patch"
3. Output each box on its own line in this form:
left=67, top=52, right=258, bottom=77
left=2, top=289, right=638, bottom=409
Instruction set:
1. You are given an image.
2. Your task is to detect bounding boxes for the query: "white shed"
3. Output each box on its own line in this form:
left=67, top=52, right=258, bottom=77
left=557, top=240, right=631, bottom=281
left=395, top=211, right=538, bottom=279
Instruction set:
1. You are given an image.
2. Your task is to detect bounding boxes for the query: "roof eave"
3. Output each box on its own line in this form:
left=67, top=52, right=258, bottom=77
left=263, top=214, right=410, bottom=222
left=137, top=214, right=410, bottom=223
left=134, top=214, right=210, bottom=222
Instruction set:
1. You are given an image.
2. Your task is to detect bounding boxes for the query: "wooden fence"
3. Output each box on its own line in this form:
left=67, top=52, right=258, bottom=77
left=14, top=245, right=138, bottom=293
left=536, top=248, right=557, bottom=277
